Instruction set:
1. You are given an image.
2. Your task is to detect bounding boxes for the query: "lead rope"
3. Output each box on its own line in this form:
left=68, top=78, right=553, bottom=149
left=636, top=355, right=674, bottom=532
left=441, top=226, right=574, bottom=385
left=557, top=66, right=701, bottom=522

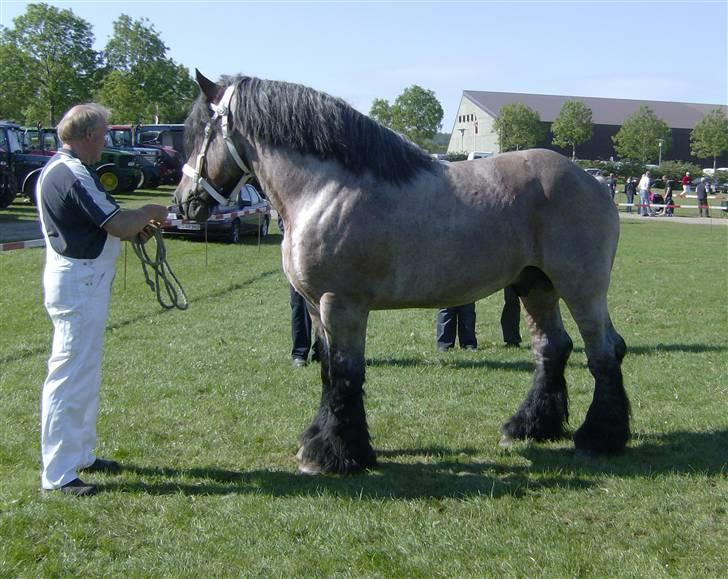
left=131, top=225, right=189, bottom=310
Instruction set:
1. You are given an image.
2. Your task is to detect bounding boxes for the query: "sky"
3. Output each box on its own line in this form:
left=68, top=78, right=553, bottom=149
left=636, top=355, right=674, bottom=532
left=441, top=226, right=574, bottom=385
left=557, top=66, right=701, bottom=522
left=1, top=0, right=726, bottom=132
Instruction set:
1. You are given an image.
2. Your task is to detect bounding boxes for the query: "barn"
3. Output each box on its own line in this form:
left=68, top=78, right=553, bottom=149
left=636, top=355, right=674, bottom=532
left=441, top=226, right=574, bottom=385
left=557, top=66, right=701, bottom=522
left=447, top=91, right=728, bottom=165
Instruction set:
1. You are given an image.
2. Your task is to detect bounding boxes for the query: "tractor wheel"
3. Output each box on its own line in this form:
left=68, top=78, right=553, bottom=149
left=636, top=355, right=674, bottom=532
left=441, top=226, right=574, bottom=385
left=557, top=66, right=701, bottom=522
left=97, top=167, right=121, bottom=194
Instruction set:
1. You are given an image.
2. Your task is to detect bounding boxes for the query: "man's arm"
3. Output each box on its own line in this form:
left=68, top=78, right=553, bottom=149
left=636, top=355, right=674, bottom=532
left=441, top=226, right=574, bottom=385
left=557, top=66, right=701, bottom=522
left=103, top=204, right=169, bottom=240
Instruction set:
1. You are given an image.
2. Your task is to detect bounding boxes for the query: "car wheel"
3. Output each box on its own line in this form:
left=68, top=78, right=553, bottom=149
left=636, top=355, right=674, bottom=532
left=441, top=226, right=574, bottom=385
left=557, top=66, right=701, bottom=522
left=98, top=167, right=121, bottom=194
left=259, top=216, right=269, bottom=237
left=230, top=219, right=242, bottom=244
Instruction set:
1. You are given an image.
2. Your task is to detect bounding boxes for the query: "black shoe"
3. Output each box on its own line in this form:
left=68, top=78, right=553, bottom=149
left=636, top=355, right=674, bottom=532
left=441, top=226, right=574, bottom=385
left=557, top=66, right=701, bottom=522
left=310, top=351, right=321, bottom=363
left=46, top=478, right=97, bottom=497
left=292, top=357, right=308, bottom=368
left=80, top=458, right=121, bottom=473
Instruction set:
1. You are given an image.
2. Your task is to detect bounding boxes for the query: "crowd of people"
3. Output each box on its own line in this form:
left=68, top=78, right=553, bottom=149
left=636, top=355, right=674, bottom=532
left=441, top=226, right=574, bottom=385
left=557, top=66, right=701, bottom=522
left=619, top=170, right=714, bottom=217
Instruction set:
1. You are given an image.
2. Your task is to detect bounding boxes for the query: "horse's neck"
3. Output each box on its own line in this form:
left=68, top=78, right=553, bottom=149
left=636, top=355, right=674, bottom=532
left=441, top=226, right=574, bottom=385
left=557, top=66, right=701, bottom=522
left=254, top=149, right=337, bottom=224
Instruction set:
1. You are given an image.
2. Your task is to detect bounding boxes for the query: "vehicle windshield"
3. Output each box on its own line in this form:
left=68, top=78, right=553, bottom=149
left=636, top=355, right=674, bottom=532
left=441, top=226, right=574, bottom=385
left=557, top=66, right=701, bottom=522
left=108, top=129, right=132, bottom=147
left=7, top=129, right=23, bottom=153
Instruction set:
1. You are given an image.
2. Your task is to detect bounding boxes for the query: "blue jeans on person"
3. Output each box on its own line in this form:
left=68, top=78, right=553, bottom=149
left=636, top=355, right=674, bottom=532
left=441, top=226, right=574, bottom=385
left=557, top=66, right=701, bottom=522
left=639, top=190, right=652, bottom=216
left=436, top=303, right=477, bottom=350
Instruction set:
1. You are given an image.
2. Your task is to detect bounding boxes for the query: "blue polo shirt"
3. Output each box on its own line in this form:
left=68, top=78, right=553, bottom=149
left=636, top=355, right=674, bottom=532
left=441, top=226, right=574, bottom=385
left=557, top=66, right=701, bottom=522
left=37, top=150, right=121, bottom=259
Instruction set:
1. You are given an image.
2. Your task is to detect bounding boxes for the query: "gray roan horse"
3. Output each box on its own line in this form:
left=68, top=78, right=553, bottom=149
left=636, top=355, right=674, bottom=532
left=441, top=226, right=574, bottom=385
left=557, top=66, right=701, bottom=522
left=175, top=71, right=630, bottom=474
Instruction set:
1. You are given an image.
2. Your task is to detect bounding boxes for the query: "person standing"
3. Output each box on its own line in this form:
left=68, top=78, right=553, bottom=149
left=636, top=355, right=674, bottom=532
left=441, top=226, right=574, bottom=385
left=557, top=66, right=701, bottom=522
left=606, top=173, right=617, bottom=200
left=436, top=303, right=477, bottom=351
left=38, top=103, right=168, bottom=496
left=624, top=177, right=636, bottom=213
left=696, top=177, right=710, bottom=217
left=637, top=171, right=653, bottom=216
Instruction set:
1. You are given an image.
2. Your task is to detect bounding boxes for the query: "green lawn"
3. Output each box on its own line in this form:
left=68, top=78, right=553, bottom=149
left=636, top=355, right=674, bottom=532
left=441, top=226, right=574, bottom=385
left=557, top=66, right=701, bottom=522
left=0, top=189, right=726, bottom=576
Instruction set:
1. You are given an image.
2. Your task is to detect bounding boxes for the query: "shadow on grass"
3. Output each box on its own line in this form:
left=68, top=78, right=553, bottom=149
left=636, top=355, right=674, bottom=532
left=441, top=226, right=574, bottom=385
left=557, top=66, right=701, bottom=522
left=367, top=356, right=535, bottom=372
left=100, top=430, right=726, bottom=499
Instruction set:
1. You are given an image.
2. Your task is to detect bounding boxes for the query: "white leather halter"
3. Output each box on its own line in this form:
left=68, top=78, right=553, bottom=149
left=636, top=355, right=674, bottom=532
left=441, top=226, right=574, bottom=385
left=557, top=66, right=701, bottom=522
left=182, top=84, right=253, bottom=206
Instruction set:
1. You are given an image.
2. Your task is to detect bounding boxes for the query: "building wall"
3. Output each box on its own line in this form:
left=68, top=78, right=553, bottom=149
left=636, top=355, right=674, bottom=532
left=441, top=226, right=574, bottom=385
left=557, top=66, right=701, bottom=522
left=448, top=95, right=728, bottom=166
left=447, top=97, right=499, bottom=155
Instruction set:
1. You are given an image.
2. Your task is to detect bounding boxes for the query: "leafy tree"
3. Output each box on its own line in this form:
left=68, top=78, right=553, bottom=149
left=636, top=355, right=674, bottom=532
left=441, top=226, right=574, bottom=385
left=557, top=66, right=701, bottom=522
left=95, top=70, right=148, bottom=124
left=369, top=98, right=392, bottom=126
left=369, top=86, right=443, bottom=150
left=492, top=103, right=546, bottom=152
left=390, top=85, right=443, bottom=149
left=0, top=3, right=99, bottom=125
left=0, top=33, right=33, bottom=122
left=690, top=108, right=728, bottom=173
left=551, top=100, right=593, bottom=160
left=98, top=14, right=196, bottom=123
left=613, top=105, right=671, bottom=164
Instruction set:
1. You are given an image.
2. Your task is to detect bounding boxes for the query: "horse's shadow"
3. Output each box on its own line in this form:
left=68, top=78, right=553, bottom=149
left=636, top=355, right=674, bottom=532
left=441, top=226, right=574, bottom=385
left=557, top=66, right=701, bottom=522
left=100, top=430, right=726, bottom=499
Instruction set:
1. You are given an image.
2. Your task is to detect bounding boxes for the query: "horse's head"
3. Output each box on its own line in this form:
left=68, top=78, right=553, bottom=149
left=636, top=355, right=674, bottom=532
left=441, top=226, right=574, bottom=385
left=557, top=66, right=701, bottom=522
left=173, top=70, right=254, bottom=221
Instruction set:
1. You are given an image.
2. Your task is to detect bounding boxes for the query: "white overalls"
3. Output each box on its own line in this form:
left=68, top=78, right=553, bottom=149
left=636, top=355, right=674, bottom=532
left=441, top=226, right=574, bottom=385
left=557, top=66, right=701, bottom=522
left=37, top=152, right=121, bottom=489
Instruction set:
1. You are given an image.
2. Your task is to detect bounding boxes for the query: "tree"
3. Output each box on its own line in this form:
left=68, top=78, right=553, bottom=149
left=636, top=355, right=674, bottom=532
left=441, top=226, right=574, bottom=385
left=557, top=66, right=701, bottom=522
left=551, top=100, right=593, bottom=160
left=95, top=70, right=148, bottom=124
left=613, top=105, right=671, bottom=164
left=690, top=108, right=728, bottom=173
left=98, top=14, right=197, bottom=123
left=369, top=86, right=443, bottom=150
left=0, top=3, right=99, bottom=125
left=369, top=98, right=392, bottom=126
left=492, top=103, right=546, bottom=152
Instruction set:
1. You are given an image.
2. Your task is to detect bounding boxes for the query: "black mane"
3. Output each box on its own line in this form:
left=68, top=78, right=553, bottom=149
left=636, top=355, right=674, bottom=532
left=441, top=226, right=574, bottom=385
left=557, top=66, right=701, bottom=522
left=186, top=75, right=436, bottom=184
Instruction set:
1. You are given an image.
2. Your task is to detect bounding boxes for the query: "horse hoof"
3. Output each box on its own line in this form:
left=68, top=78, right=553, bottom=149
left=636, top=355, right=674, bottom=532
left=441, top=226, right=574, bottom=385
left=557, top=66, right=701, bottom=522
left=296, top=446, right=322, bottom=475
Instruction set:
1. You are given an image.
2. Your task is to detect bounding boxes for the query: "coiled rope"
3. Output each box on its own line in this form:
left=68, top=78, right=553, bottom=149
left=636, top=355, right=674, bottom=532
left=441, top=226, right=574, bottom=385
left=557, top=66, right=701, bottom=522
left=131, top=225, right=188, bottom=310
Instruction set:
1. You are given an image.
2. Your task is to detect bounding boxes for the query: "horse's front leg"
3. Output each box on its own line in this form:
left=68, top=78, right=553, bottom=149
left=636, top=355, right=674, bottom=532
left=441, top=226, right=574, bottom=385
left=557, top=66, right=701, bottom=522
left=297, top=295, right=376, bottom=474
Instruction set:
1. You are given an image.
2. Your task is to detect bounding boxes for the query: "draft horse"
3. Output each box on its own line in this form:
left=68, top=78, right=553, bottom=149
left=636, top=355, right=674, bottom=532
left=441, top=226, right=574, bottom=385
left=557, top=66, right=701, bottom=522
left=175, top=71, right=630, bottom=474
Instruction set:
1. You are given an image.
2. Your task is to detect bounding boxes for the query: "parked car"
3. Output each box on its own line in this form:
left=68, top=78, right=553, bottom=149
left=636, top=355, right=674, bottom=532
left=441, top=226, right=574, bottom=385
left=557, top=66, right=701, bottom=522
left=162, top=183, right=271, bottom=243
left=584, top=168, right=603, bottom=177
left=21, top=127, right=141, bottom=198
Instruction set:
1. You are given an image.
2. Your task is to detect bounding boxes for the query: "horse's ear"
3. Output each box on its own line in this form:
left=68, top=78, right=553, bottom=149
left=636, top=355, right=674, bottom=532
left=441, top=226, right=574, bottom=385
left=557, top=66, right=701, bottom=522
left=195, top=69, right=225, bottom=104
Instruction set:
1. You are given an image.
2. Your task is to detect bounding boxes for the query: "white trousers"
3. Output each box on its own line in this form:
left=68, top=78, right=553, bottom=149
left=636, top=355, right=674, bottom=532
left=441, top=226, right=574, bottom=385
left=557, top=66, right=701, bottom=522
left=41, top=250, right=116, bottom=489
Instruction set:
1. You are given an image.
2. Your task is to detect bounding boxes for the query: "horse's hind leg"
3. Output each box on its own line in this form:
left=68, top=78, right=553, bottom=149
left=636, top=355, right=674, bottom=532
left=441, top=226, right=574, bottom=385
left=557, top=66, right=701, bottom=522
left=568, top=298, right=630, bottom=454
left=501, top=268, right=573, bottom=445
left=297, top=294, right=376, bottom=474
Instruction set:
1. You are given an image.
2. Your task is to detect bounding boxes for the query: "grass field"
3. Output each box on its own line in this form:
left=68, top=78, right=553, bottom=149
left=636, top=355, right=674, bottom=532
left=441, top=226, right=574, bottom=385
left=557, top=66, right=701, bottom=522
left=0, top=186, right=726, bottom=576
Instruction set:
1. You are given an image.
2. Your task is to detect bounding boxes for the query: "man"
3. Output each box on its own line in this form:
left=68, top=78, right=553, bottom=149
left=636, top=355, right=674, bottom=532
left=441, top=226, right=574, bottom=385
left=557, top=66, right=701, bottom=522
left=696, top=177, right=710, bottom=217
left=624, top=177, right=636, bottom=213
left=606, top=173, right=617, bottom=200
left=38, top=103, right=168, bottom=496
